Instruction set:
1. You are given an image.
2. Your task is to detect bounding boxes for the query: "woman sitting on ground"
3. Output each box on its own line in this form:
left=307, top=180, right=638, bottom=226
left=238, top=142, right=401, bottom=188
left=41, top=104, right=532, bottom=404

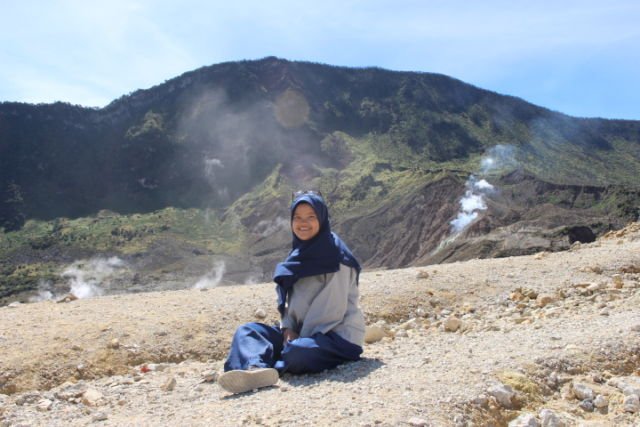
left=218, top=191, right=365, bottom=394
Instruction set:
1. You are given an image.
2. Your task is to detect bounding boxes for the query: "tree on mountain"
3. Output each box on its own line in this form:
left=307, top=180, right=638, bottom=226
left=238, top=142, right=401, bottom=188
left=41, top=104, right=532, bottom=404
left=0, top=182, right=26, bottom=231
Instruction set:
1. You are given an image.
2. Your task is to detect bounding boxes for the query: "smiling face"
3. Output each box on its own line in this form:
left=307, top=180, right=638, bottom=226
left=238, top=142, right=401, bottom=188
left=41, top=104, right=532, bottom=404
left=291, top=202, right=321, bottom=241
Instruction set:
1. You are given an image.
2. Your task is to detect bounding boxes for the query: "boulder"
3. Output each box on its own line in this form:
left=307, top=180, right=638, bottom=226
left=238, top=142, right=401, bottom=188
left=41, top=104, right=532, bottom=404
left=539, top=408, right=566, bottom=427
left=443, top=316, right=462, bottom=332
left=364, top=325, right=386, bottom=344
left=487, top=383, right=515, bottom=409
left=572, top=382, right=594, bottom=400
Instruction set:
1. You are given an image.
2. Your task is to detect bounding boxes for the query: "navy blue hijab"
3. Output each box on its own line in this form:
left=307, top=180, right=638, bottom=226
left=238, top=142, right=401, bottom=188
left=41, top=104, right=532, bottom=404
left=273, top=193, right=361, bottom=317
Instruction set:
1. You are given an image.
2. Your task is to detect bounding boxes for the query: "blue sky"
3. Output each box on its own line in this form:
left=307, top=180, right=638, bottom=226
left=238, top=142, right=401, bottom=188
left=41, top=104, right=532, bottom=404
left=1, top=1, right=639, bottom=120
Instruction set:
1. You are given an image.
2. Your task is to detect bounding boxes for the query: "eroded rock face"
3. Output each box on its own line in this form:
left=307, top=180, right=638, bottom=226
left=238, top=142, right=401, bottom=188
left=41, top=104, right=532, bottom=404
left=339, top=172, right=637, bottom=270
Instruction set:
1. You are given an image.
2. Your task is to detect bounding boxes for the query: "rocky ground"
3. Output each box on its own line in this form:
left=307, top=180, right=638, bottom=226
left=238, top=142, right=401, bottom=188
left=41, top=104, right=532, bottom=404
left=1, top=223, right=639, bottom=426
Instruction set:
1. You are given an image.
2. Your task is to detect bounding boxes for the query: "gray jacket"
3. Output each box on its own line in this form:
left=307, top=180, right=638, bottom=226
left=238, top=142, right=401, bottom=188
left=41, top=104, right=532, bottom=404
left=281, top=263, right=365, bottom=347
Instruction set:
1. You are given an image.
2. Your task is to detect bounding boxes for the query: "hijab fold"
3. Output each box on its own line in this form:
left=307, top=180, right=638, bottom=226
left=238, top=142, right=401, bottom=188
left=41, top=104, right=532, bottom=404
left=273, top=194, right=361, bottom=317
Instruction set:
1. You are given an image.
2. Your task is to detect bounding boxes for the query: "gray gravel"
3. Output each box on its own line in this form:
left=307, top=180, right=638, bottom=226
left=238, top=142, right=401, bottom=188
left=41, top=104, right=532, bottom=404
left=1, top=224, right=640, bottom=426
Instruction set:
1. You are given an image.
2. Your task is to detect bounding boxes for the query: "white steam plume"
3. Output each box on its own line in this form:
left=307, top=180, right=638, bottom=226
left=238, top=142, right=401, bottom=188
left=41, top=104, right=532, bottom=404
left=193, top=260, right=226, bottom=289
left=435, top=145, right=518, bottom=254
left=450, top=176, right=494, bottom=233
left=28, top=280, right=55, bottom=302
left=480, top=144, right=517, bottom=174
left=448, top=144, right=517, bottom=235
left=204, top=157, right=224, bottom=178
left=243, top=273, right=263, bottom=285
left=62, top=257, right=127, bottom=299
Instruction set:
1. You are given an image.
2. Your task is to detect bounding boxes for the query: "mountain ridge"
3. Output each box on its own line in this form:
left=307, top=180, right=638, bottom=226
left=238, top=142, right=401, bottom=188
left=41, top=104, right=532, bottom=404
left=1, top=57, right=639, bottom=302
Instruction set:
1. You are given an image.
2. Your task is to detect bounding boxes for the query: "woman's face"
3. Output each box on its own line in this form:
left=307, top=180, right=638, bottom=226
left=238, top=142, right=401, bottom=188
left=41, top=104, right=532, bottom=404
left=291, top=203, right=320, bottom=241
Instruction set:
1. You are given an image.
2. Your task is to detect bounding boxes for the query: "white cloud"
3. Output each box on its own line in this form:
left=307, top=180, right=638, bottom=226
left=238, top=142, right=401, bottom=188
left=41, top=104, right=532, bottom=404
left=1, top=1, right=639, bottom=117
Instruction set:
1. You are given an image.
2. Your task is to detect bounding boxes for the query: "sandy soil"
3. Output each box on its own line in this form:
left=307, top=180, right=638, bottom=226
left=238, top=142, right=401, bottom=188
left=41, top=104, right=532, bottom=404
left=1, top=223, right=639, bottom=426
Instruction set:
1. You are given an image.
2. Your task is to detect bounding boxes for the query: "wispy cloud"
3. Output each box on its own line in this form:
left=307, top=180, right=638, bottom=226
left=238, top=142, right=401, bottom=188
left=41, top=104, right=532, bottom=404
left=0, top=0, right=197, bottom=106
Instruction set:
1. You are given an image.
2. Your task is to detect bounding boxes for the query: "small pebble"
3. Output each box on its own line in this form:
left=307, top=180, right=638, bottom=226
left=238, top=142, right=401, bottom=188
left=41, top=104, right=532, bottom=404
left=202, top=371, right=218, bottom=382
left=162, top=377, right=177, bottom=392
left=508, top=413, right=539, bottom=427
left=579, top=399, right=594, bottom=412
left=93, top=412, right=108, bottom=422
left=407, top=417, right=428, bottom=426
left=593, top=394, right=608, bottom=409
left=572, top=382, right=594, bottom=400
left=36, top=399, right=53, bottom=412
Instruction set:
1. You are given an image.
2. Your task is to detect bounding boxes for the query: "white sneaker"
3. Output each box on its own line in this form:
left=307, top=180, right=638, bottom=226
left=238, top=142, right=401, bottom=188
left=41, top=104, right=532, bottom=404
left=217, top=368, right=279, bottom=394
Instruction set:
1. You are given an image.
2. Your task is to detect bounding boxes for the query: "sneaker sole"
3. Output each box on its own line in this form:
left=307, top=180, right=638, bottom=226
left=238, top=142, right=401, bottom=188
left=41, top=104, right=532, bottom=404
left=218, top=368, right=279, bottom=394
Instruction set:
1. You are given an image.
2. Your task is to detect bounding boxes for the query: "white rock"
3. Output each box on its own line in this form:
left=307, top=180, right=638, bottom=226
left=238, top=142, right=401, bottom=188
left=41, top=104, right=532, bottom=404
left=364, top=325, right=386, bottom=343
left=487, top=383, right=515, bottom=409
left=162, top=377, right=177, bottom=392
left=93, top=412, right=108, bottom=422
left=254, top=308, right=267, bottom=319
left=587, top=282, right=604, bottom=292
left=545, top=307, right=563, bottom=318
left=201, top=371, right=218, bottom=383
left=400, top=318, right=419, bottom=330
left=82, top=388, right=104, bottom=406
left=508, top=413, right=539, bottom=427
left=623, top=394, right=640, bottom=413
left=408, top=417, right=428, bottom=426
left=593, top=394, right=608, bottom=409
left=394, top=329, right=408, bottom=338
left=56, top=293, right=78, bottom=303
left=146, top=363, right=167, bottom=372
left=444, top=316, right=462, bottom=332
left=539, top=408, right=566, bottom=427
left=536, top=294, right=554, bottom=307
left=623, top=385, right=640, bottom=398
left=572, top=382, right=594, bottom=400
left=534, top=252, right=548, bottom=260
left=54, top=382, right=87, bottom=401
left=612, top=274, right=624, bottom=288
left=36, top=398, right=53, bottom=412
left=416, top=270, right=429, bottom=279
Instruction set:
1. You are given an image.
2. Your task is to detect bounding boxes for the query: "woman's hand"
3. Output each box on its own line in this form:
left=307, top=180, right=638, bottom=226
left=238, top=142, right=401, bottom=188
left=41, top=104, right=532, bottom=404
left=283, top=328, right=299, bottom=344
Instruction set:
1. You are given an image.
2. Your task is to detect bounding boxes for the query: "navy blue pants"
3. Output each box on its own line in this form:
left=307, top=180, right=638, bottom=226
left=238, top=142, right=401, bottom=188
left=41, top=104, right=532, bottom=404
left=224, top=322, right=363, bottom=374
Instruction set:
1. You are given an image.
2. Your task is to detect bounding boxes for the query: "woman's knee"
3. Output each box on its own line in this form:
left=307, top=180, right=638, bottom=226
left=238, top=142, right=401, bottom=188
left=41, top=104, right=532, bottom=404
left=233, top=322, right=264, bottom=338
left=281, top=344, right=311, bottom=373
left=281, top=340, right=329, bottom=374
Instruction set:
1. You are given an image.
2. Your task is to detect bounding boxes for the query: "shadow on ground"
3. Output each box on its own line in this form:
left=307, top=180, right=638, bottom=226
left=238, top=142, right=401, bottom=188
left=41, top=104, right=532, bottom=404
left=221, top=358, right=385, bottom=399
left=283, top=357, right=385, bottom=387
